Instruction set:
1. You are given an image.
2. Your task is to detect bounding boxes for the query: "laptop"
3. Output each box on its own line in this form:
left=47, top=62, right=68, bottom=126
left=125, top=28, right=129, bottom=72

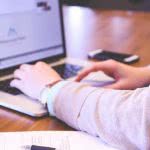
left=0, top=0, right=114, bottom=117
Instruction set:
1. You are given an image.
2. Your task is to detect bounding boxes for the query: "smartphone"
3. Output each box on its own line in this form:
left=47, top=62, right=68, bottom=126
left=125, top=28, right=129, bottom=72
left=88, top=49, right=140, bottom=64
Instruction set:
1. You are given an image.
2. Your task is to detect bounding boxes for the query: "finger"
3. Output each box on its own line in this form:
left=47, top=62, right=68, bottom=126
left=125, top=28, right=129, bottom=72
left=104, top=82, right=123, bottom=90
left=104, top=80, right=129, bottom=90
left=13, top=69, right=25, bottom=79
left=76, top=60, right=118, bottom=82
left=19, top=64, right=32, bottom=71
left=91, top=60, right=119, bottom=75
left=76, top=67, right=97, bottom=82
left=35, top=61, right=47, bottom=66
left=10, top=79, right=24, bottom=90
left=76, top=63, right=104, bottom=81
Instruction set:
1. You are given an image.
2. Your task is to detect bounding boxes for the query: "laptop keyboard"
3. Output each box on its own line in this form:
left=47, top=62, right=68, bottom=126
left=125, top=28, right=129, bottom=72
left=0, top=63, right=82, bottom=95
left=0, top=78, right=22, bottom=95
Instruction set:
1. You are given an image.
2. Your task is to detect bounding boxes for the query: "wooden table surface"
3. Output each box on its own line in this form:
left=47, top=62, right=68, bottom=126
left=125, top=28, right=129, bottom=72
left=0, top=5, right=150, bottom=132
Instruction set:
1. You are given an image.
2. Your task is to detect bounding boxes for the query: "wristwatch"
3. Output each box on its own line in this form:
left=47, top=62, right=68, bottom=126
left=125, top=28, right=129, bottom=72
left=40, top=80, right=69, bottom=116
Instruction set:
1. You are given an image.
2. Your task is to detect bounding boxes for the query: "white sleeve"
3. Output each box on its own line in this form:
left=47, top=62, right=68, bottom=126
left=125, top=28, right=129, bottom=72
left=53, top=82, right=150, bottom=149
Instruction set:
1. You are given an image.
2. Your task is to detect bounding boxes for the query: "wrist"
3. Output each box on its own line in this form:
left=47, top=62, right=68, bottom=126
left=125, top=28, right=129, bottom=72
left=46, top=79, right=62, bottom=88
left=40, top=79, right=62, bottom=105
left=140, top=66, right=150, bottom=86
left=41, top=80, right=69, bottom=116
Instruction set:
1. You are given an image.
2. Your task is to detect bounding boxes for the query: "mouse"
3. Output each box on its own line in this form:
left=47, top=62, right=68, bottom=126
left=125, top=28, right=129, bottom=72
left=80, top=71, right=115, bottom=87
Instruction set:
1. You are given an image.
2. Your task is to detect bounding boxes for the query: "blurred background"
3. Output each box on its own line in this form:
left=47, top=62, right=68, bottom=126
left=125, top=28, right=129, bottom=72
left=62, top=0, right=150, bottom=11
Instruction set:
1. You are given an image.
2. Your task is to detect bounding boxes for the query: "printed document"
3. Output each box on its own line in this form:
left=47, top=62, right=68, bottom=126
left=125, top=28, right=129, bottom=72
left=0, top=131, right=118, bottom=150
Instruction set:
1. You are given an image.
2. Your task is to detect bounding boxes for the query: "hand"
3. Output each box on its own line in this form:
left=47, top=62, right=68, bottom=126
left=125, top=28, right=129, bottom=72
left=76, top=60, right=150, bottom=90
left=10, top=62, right=62, bottom=100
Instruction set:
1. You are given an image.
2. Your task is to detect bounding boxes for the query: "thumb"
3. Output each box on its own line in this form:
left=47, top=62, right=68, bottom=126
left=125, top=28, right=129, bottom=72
left=104, top=80, right=131, bottom=90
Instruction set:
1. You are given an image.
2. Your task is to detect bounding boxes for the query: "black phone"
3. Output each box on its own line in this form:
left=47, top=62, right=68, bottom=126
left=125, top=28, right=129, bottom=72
left=88, top=49, right=140, bottom=64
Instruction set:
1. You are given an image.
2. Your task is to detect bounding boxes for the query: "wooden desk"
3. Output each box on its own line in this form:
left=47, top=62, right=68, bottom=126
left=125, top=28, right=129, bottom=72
left=0, top=6, right=150, bottom=132
left=64, top=6, right=150, bottom=67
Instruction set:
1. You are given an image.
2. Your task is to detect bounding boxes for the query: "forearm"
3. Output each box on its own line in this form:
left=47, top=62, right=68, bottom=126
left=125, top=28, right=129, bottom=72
left=53, top=82, right=150, bottom=150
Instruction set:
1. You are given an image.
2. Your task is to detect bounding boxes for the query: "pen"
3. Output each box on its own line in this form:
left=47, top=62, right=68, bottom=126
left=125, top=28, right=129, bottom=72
left=23, top=145, right=56, bottom=150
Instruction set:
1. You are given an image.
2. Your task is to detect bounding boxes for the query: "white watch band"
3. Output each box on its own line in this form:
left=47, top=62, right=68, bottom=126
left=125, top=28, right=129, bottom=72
left=40, top=81, right=69, bottom=116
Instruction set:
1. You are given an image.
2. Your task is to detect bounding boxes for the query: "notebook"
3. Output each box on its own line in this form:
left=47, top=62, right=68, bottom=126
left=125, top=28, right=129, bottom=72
left=0, top=0, right=114, bottom=117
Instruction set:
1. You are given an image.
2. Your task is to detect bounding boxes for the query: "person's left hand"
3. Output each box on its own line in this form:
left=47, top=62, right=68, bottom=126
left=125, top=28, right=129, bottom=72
left=10, top=62, right=62, bottom=100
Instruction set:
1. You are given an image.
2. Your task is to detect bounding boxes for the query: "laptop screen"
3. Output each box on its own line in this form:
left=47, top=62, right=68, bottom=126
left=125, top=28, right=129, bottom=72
left=0, top=0, right=65, bottom=69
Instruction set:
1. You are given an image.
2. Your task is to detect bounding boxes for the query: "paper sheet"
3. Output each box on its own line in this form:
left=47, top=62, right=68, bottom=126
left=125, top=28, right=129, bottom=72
left=0, top=131, right=118, bottom=150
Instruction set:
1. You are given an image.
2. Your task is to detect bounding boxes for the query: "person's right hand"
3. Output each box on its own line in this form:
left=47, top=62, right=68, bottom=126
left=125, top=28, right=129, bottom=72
left=76, top=60, right=150, bottom=90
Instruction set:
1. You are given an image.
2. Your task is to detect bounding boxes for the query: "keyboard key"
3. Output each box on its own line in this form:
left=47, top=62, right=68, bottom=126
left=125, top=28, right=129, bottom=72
left=0, top=79, right=22, bottom=95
